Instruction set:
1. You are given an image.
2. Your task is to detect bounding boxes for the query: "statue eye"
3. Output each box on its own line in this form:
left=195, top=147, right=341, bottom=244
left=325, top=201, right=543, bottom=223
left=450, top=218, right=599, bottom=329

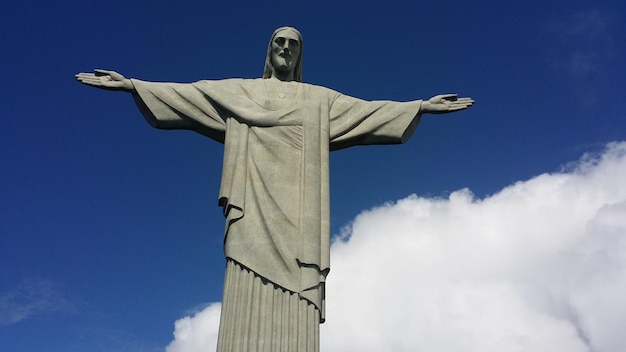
left=275, top=37, right=285, bottom=46
left=289, top=39, right=299, bottom=47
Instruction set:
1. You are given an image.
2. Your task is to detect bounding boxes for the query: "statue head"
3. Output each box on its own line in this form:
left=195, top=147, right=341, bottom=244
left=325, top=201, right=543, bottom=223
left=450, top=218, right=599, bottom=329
left=263, top=27, right=303, bottom=82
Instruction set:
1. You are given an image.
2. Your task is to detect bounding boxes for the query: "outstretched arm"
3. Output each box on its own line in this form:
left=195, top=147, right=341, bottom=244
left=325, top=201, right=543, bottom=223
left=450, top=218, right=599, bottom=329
left=75, top=69, right=134, bottom=92
left=420, top=94, right=474, bottom=114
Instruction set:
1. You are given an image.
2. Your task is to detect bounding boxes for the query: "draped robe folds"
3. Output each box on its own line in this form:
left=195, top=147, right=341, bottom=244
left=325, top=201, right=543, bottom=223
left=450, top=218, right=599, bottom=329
left=131, top=78, right=422, bottom=321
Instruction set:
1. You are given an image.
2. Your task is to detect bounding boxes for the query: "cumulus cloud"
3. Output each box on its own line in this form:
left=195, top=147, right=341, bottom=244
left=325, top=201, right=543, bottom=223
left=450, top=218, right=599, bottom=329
left=166, top=141, right=626, bottom=352
left=166, top=303, right=221, bottom=352
left=0, top=277, right=75, bottom=326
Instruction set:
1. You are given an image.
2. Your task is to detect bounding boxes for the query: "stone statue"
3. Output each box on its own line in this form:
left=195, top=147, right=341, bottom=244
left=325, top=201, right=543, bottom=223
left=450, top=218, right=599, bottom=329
left=76, top=26, right=473, bottom=352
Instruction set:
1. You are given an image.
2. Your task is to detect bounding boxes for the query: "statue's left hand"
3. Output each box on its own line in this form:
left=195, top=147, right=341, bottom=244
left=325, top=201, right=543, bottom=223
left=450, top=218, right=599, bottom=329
left=422, top=94, right=474, bottom=114
left=75, top=69, right=134, bottom=92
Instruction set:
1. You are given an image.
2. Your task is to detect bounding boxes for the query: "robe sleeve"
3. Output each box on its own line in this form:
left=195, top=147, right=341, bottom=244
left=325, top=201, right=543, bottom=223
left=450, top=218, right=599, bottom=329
left=328, top=93, right=422, bottom=151
left=131, top=79, right=227, bottom=143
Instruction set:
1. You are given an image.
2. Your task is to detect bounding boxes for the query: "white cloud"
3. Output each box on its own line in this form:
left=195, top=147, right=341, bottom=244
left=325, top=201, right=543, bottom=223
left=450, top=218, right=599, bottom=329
left=165, top=303, right=221, bottom=352
left=0, top=277, right=74, bottom=326
left=166, top=141, right=626, bottom=352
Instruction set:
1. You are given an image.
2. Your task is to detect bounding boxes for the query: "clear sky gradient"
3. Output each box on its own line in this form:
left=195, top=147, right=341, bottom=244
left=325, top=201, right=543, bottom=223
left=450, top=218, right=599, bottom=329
left=1, top=1, right=625, bottom=351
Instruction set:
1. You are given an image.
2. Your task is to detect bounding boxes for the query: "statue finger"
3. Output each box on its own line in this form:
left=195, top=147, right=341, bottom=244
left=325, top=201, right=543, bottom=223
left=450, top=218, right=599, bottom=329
left=440, top=93, right=458, bottom=101
left=75, top=74, right=94, bottom=82
left=95, top=69, right=114, bottom=76
left=78, top=76, right=104, bottom=86
left=450, top=100, right=472, bottom=106
left=452, top=100, right=473, bottom=107
left=449, top=105, right=469, bottom=111
left=75, top=72, right=95, bottom=79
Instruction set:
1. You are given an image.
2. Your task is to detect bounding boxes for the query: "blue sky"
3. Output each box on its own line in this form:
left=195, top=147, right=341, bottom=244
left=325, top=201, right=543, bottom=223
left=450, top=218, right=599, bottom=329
left=1, top=1, right=625, bottom=351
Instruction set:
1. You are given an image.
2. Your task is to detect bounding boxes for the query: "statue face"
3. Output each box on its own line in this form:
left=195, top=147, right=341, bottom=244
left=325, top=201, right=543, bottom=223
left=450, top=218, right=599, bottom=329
left=270, top=29, right=301, bottom=74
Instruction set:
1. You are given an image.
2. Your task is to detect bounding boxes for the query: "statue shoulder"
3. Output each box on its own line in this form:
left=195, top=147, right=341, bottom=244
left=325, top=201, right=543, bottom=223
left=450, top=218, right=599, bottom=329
left=298, top=81, right=341, bottom=99
left=194, top=77, right=248, bottom=85
left=192, top=78, right=256, bottom=92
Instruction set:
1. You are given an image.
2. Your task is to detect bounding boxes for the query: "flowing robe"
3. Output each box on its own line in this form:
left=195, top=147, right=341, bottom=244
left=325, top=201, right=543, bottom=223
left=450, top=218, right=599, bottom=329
left=131, top=78, right=422, bottom=322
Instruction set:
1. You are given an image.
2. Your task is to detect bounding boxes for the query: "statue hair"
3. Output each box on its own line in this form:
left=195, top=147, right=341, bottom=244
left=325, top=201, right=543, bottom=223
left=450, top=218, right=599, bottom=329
left=263, top=27, right=303, bottom=82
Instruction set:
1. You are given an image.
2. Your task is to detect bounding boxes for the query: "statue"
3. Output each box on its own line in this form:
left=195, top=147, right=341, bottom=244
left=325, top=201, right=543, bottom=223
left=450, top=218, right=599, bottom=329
left=76, top=26, right=473, bottom=352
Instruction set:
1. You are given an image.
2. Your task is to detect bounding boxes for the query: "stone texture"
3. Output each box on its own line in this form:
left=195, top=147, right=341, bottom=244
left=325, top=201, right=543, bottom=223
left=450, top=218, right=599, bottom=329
left=75, top=26, right=473, bottom=352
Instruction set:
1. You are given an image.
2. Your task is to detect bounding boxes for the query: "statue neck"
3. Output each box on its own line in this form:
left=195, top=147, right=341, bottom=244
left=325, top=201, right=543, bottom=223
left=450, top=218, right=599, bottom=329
left=271, top=69, right=295, bottom=82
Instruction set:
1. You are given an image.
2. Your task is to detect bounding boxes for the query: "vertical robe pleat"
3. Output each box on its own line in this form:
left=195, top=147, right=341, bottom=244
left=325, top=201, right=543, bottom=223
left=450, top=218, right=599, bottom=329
left=216, top=259, right=320, bottom=352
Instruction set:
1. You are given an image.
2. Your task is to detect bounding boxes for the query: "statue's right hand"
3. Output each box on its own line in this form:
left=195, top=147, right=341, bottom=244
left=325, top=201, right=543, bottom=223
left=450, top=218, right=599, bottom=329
left=75, top=69, right=134, bottom=92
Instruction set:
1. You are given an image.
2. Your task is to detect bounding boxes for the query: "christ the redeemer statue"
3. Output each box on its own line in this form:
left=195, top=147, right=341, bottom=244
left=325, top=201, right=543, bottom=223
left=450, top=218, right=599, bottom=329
left=76, top=26, right=473, bottom=352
